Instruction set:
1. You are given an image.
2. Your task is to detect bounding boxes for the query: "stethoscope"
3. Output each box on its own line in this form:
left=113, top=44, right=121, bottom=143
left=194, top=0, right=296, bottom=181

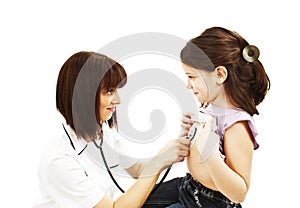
left=62, top=123, right=176, bottom=193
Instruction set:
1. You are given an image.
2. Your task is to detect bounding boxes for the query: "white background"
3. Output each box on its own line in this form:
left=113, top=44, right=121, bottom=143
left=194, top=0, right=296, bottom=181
left=1, top=0, right=299, bottom=207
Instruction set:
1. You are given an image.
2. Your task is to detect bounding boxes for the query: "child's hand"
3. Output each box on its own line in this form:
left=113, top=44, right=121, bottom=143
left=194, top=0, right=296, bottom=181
left=194, top=115, right=219, bottom=162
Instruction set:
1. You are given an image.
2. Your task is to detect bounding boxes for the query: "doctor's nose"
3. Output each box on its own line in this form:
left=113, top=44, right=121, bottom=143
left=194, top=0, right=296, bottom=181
left=112, top=90, right=121, bottom=105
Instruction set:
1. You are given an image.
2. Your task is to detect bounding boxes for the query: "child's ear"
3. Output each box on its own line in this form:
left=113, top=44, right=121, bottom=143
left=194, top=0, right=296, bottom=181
left=215, top=66, right=228, bottom=85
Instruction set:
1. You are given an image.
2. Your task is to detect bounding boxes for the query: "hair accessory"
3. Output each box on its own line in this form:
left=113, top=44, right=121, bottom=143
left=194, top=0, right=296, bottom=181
left=242, top=45, right=260, bottom=63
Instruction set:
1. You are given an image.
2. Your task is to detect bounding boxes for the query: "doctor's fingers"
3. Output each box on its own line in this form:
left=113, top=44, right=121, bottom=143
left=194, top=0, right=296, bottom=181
left=181, top=114, right=194, bottom=124
left=174, top=143, right=190, bottom=153
left=182, top=112, right=193, bottom=119
left=177, top=150, right=190, bottom=157
left=181, top=123, right=192, bottom=133
left=177, top=137, right=191, bottom=148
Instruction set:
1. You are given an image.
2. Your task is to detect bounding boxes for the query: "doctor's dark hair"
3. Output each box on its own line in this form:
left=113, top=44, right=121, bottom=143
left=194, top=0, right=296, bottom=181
left=56, top=51, right=127, bottom=140
left=180, top=26, right=270, bottom=115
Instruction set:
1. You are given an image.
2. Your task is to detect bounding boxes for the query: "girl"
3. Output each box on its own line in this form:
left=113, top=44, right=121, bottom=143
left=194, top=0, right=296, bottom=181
left=34, top=51, right=191, bottom=208
left=177, top=26, right=270, bottom=208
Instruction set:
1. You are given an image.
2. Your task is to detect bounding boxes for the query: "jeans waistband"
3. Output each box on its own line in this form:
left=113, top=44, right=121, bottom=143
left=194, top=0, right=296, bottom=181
left=184, top=173, right=241, bottom=207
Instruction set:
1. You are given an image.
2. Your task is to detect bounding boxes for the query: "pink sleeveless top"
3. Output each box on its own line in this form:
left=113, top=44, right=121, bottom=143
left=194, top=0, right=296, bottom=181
left=201, top=104, right=259, bottom=156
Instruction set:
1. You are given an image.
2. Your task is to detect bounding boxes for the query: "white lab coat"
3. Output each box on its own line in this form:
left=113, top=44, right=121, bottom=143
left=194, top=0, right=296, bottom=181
left=33, top=121, right=136, bottom=208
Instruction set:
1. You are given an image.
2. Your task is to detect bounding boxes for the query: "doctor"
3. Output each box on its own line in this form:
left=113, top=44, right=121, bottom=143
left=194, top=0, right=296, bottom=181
left=34, top=51, right=191, bottom=208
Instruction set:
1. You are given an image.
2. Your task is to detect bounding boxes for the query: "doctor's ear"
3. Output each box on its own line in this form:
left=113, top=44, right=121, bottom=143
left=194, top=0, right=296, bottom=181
left=215, top=66, right=228, bottom=86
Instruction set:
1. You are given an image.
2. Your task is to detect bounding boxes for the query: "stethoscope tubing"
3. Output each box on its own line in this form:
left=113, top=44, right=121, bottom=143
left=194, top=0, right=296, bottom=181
left=62, top=123, right=171, bottom=193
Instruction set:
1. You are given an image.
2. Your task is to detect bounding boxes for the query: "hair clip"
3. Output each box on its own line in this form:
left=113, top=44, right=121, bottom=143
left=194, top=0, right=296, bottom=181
left=242, top=45, right=260, bottom=63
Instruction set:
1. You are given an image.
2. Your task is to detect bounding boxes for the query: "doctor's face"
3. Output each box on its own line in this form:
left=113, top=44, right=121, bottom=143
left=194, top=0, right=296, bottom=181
left=99, top=88, right=121, bottom=121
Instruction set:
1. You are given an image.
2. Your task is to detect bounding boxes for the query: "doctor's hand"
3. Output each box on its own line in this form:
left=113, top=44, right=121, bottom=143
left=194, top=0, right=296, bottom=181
left=180, top=113, right=195, bottom=136
left=140, top=137, right=190, bottom=177
left=155, top=137, right=191, bottom=171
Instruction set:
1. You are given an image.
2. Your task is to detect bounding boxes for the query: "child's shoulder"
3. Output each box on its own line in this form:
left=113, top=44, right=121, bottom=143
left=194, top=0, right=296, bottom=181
left=204, top=104, right=259, bottom=150
left=224, top=108, right=259, bottom=150
left=225, top=108, right=254, bottom=126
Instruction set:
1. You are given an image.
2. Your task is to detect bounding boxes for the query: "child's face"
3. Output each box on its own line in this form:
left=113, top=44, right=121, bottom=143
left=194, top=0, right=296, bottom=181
left=182, top=63, right=215, bottom=104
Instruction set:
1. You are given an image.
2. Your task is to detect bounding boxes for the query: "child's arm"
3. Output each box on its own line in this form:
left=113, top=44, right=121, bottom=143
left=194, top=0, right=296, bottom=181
left=202, top=120, right=254, bottom=203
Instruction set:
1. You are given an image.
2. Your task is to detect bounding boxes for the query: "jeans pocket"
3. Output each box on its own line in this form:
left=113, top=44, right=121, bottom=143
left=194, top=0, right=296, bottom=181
left=226, top=202, right=242, bottom=208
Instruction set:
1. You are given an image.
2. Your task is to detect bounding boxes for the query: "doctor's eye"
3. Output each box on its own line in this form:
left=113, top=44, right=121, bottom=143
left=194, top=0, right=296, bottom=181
left=107, top=88, right=116, bottom=95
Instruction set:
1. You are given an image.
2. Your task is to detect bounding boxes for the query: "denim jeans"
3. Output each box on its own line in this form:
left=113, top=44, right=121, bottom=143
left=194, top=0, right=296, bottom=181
left=142, top=177, right=182, bottom=208
left=143, top=173, right=242, bottom=208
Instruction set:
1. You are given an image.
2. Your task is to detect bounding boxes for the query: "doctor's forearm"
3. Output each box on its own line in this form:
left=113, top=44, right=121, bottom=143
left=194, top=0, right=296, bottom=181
left=114, top=158, right=163, bottom=208
left=114, top=174, right=159, bottom=208
left=125, top=161, right=150, bottom=179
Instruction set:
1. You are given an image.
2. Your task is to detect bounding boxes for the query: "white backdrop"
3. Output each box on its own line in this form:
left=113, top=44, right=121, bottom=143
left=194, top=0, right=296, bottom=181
left=1, top=0, right=299, bottom=207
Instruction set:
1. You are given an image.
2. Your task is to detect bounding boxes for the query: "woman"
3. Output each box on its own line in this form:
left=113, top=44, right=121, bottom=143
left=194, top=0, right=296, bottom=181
left=33, top=51, right=191, bottom=208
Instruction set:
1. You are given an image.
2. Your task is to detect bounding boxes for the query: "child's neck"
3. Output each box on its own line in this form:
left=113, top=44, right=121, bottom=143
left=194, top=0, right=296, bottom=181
left=211, top=96, right=235, bottom=109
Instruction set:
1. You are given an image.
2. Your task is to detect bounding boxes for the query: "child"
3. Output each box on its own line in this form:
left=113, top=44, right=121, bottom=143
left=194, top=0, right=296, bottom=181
left=176, top=26, right=270, bottom=208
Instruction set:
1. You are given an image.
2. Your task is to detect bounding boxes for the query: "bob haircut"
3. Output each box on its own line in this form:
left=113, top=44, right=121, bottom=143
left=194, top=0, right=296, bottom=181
left=56, top=51, right=127, bottom=140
